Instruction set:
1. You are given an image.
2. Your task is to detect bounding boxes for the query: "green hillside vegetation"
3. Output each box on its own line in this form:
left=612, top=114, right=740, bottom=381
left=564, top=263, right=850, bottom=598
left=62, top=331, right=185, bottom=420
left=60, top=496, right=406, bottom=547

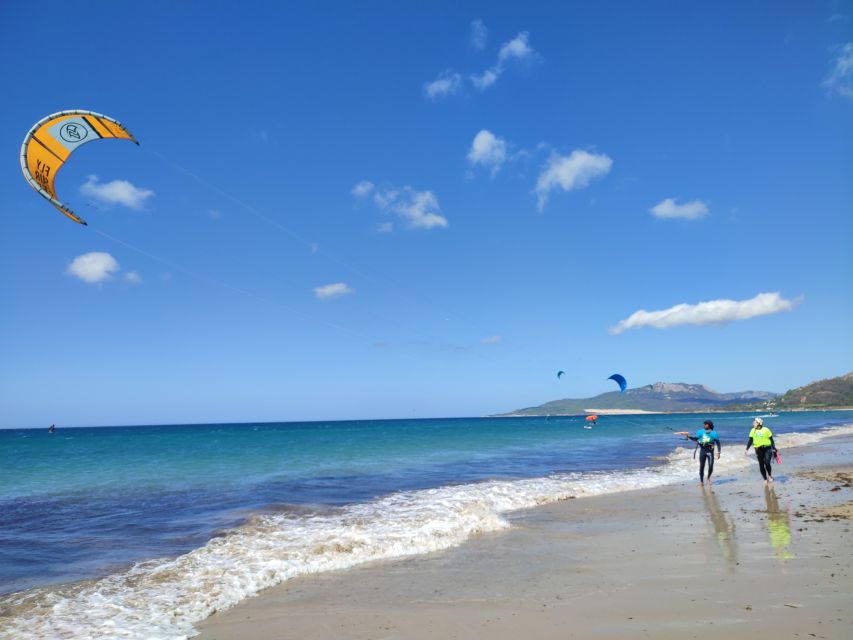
left=770, top=371, right=853, bottom=409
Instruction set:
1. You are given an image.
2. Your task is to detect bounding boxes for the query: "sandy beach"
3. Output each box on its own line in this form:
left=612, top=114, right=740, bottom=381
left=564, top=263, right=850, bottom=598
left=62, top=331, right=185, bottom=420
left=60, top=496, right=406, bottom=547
left=197, top=434, right=853, bottom=640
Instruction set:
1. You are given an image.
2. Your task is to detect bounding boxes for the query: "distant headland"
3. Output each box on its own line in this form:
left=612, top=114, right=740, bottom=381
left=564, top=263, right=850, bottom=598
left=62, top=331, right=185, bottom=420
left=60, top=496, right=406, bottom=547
left=497, top=371, right=853, bottom=417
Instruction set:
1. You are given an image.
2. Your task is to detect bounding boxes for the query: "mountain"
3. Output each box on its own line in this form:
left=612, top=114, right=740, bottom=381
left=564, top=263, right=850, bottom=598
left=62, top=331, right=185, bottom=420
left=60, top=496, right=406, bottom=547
left=769, top=371, right=853, bottom=409
left=501, top=382, right=778, bottom=416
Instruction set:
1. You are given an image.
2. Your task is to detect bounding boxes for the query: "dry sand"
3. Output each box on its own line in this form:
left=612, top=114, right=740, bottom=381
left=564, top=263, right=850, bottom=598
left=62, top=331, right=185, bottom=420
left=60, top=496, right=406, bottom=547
left=197, top=437, right=853, bottom=640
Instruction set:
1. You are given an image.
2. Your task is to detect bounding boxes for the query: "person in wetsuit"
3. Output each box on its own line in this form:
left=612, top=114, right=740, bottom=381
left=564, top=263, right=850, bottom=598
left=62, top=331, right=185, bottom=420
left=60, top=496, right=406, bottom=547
left=745, top=417, right=777, bottom=484
left=686, top=420, right=721, bottom=485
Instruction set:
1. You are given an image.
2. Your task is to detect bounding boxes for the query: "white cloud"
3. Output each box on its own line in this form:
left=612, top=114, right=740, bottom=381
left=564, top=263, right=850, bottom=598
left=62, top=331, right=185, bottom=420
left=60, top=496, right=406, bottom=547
left=314, top=282, right=354, bottom=300
left=351, top=181, right=375, bottom=197
left=392, top=189, right=448, bottom=229
left=356, top=183, right=448, bottom=230
left=609, top=292, right=801, bottom=335
left=823, top=42, right=853, bottom=98
left=80, top=175, right=154, bottom=210
left=66, top=252, right=120, bottom=284
left=649, top=198, right=709, bottom=220
left=124, top=271, right=142, bottom=284
left=470, top=19, right=487, bottom=49
left=376, top=222, right=393, bottom=233
left=467, top=129, right=507, bottom=176
left=534, top=150, right=613, bottom=210
left=472, top=31, right=537, bottom=91
left=481, top=335, right=502, bottom=345
left=373, top=189, right=398, bottom=209
left=471, top=69, right=499, bottom=89
left=424, top=70, right=463, bottom=99
left=498, top=31, right=534, bottom=64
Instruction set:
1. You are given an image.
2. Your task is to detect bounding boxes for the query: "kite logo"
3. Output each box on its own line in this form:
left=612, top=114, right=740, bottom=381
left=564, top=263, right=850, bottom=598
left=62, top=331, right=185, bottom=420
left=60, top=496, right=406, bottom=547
left=59, top=122, right=89, bottom=143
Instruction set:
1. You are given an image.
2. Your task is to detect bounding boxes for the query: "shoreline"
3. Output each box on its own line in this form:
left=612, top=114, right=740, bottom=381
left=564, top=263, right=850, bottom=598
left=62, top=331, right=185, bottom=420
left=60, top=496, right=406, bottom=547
left=4, top=421, right=851, bottom=639
left=197, top=432, right=853, bottom=639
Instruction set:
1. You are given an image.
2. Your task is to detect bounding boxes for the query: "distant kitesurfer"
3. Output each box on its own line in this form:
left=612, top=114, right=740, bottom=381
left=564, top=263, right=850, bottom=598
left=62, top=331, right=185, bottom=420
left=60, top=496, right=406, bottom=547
left=685, top=420, right=721, bottom=486
left=745, top=417, right=777, bottom=485
left=47, top=424, right=55, bottom=434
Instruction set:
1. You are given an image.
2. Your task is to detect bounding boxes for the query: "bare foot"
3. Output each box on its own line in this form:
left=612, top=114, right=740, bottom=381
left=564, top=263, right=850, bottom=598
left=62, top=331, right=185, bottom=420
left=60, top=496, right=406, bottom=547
left=768, top=476, right=774, bottom=484
left=707, top=477, right=713, bottom=485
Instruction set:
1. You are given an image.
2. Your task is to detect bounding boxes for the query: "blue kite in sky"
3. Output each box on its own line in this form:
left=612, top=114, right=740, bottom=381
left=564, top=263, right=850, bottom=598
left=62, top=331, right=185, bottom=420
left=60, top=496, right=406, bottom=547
left=608, top=374, right=627, bottom=393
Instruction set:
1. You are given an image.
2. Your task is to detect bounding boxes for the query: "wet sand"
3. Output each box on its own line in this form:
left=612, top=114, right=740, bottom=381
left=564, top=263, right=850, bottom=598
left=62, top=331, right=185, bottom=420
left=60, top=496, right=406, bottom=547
left=197, top=436, right=853, bottom=640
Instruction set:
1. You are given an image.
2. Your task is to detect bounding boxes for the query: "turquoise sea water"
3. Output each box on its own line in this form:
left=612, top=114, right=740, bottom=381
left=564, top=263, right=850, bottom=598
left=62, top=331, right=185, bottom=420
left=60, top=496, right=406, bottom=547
left=1, top=411, right=852, bottom=639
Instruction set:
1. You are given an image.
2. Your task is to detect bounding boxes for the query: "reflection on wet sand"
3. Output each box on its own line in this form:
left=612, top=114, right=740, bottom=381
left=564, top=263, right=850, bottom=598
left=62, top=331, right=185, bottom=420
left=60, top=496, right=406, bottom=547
left=764, top=487, right=794, bottom=560
left=701, top=486, right=737, bottom=567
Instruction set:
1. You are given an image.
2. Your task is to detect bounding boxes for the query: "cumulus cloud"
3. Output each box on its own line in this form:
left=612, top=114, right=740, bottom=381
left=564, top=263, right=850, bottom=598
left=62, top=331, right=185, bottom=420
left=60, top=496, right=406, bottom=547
left=351, top=180, right=375, bottom=197
left=470, top=19, right=487, bottom=49
left=66, top=252, right=120, bottom=284
left=80, top=175, right=154, bottom=210
left=124, top=271, right=142, bottom=284
left=481, top=335, right=502, bottom=345
left=467, top=129, right=508, bottom=176
left=823, top=42, right=853, bottom=98
left=424, top=70, right=463, bottom=99
left=534, top=150, right=613, bottom=210
left=392, top=189, right=448, bottom=229
left=314, top=282, right=354, bottom=300
left=355, top=183, right=448, bottom=230
left=498, top=31, right=534, bottom=64
left=373, top=189, right=398, bottom=209
left=649, top=198, right=709, bottom=220
left=471, top=69, right=499, bottom=89
left=472, top=31, right=537, bottom=90
left=609, top=292, right=801, bottom=335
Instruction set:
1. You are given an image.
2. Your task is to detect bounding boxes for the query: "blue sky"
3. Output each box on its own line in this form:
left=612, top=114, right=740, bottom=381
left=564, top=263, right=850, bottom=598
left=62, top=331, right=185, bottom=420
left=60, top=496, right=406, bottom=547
left=1, top=1, right=851, bottom=427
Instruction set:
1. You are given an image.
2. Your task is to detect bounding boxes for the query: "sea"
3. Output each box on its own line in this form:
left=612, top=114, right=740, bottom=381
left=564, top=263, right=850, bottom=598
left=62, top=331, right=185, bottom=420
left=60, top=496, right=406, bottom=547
left=2, top=410, right=852, bottom=639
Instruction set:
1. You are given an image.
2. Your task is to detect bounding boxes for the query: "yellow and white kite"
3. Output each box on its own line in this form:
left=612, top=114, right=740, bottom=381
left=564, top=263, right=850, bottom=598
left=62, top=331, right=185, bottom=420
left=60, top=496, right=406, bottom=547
left=20, top=110, right=139, bottom=225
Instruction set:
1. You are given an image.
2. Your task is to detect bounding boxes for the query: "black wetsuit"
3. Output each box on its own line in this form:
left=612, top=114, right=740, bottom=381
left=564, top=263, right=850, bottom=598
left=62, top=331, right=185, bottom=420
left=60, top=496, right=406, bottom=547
left=754, top=446, right=774, bottom=479
left=698, top=446, right=715, bottom=482
left=687, top=429, right=721, bottom=482
left=746, top=432, right=776, bottom=480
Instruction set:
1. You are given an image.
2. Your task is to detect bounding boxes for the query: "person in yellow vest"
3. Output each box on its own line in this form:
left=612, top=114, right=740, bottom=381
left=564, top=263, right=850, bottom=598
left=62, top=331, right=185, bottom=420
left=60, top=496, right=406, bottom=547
left=745, top=417, right=777, bottom=484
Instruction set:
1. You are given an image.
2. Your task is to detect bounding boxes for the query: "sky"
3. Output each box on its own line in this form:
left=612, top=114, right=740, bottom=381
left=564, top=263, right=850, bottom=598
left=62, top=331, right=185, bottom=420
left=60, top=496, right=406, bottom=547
left=1, top=1, right=851, bottom=427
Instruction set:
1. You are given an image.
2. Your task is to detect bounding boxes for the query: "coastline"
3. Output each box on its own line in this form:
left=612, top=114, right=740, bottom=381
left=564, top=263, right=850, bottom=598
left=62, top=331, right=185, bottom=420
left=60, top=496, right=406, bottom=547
left=496, top=407, right=853, bottom=417
left=198, top=433, right=853, bottom=640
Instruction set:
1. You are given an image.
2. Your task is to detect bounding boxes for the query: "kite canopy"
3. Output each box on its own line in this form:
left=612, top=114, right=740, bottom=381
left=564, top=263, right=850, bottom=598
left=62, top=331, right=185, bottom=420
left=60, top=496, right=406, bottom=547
left=585, top=415, right=598, bottom=422
left=608, top=373, right=627, bottom=392
left=557, top=370, right=565, bottom=379
left=20, top=110, right=139, bottom=225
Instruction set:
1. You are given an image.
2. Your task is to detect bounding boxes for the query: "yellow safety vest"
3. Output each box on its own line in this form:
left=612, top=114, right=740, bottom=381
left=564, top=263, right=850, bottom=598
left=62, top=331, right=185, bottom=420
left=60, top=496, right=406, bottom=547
left=749, top=426, right=773, bottom=448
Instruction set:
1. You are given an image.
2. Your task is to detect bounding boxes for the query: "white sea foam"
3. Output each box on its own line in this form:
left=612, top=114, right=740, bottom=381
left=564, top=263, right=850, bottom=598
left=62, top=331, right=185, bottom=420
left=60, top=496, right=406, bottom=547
left=2, top=424, right=851, bottom=640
